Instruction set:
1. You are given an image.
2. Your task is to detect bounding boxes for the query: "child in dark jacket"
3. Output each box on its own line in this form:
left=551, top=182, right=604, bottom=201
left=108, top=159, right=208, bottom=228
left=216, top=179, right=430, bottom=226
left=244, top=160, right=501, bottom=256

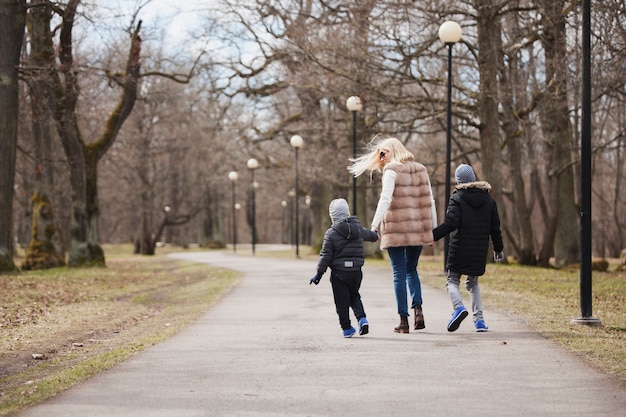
left=433, top=164, right=504, bottom=333
left=310, top=198, right=379, bottom=338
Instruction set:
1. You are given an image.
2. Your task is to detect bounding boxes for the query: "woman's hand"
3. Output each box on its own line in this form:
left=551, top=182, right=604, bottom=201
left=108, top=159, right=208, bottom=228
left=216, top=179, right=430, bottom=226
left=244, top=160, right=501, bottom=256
left=371, top=227, right=380, bottom=242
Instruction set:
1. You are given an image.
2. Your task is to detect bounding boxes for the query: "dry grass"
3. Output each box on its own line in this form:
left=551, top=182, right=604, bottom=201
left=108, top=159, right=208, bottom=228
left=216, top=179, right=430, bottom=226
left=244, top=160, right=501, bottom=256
left=0, top=244, right=239, bottom=416
left=414, top=256, right=626, bottom=384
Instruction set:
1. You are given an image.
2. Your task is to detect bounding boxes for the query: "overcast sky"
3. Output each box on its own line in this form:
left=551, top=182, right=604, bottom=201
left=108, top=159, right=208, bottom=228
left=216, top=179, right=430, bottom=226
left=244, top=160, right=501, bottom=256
left=83, top=0, right=221, bottom=60
left=95, top=0, right=210, bottom=43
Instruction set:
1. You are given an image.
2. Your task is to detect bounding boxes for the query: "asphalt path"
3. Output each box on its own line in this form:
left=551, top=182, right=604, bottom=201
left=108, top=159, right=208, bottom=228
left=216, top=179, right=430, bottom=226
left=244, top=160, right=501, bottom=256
left=18, top=247, right=626, bottom=416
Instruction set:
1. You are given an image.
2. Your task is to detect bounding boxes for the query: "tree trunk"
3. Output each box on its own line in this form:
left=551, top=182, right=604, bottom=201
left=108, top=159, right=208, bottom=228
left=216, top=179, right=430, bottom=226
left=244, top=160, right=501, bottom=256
left=499, top=14, right=538, bottom=265
left=68, top=145, right=105, bottom=266
left=0, top=0, right=26, bottom=273
left=539, top=0, right=579, bottom=267
left=474, top=0, right=504, bottom=262
left=199, top=186, right=225, bottom=249
left=535, top=169, right=557, bottom=267
left=308, top=180, right=336, bottom=252
left=135, top=210, right=156, bottom=255
left=22, top=0, right=66, bottom=269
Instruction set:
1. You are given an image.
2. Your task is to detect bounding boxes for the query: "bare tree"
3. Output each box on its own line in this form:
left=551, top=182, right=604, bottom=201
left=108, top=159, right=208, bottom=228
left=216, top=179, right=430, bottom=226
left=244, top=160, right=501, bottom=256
left=590, top=0, right=626, bottom=256
left=23, top=0, right=143, bottom=266
left=0, top=0, right=27, bottom=273
left=8, top=0, right=625, bottom=266
left=21, top=0, right=65, bottom=270
left=535, top=0, right=580, bottom=267
left=111, top=0, right=626, bottom=264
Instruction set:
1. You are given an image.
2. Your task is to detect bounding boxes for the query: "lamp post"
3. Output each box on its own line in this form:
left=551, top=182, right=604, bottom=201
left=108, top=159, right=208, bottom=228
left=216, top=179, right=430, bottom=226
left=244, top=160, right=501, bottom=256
left=247, top=158, right=259, bottom=255
left=281, top=200, right=288, bottom=244
left=438, top=20, right=462, bottom=271
left=572, top=0, right=601, bottom=327
left=162, top=205, right=171, bottom=244
left=305, top=195, right=312, bottom=245
left=346, top=96, right=363, bottom=216
left=290, top=135, right=304, bottom=258
left=228, top=171, right=238, bottom=253
left=288, top=190, right=295, bottom=247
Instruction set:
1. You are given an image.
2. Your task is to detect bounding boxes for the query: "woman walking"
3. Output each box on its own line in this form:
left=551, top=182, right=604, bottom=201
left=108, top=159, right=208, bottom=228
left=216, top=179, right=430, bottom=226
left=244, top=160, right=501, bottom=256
left=348, top=137, right=436, bottom=333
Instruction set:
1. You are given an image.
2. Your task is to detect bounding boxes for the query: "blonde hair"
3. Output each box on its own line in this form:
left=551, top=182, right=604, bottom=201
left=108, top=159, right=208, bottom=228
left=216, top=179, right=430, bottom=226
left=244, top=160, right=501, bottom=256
left=348, top=136, right=414, bottom=178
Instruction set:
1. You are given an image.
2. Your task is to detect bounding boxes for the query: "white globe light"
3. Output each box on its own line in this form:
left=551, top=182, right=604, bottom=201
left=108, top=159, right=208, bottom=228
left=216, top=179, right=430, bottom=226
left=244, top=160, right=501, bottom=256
left=346, top=96, right=363, bottom=112
left=247, top=158, right=259, bottom=169
left=290, top=135, right=304, bottom=148
left=438, top=21, right=462, bottom=44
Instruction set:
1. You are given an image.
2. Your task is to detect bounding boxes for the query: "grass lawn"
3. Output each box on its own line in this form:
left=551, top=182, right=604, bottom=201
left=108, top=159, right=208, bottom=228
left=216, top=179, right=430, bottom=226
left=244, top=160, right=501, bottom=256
left=0, top=244, right=239, bottom=416
left=416, top=257, right=626, bottom=383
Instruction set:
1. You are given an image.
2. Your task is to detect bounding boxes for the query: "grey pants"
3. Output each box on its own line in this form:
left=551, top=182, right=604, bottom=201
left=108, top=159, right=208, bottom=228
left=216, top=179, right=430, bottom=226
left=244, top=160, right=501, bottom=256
left=446, top=270, right=484, bottom=322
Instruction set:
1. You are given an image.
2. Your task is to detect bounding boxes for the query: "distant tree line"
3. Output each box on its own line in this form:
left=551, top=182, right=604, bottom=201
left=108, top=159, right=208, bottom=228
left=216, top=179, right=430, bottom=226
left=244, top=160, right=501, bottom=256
left=1, top=0, right=624, bottom=273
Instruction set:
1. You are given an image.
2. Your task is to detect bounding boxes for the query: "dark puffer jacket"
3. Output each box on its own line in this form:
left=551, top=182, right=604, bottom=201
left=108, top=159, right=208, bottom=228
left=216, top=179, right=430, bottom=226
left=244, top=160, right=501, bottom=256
left=433, top=181, right=504, bottom=276
left=317, top=216, right=379, bottom=276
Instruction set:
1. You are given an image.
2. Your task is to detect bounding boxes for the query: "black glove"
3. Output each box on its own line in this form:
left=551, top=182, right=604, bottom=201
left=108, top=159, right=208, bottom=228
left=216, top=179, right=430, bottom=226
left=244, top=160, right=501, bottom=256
left=310, top=273, right=321, bottom=285
left=494, top=251, right=504, bottom=263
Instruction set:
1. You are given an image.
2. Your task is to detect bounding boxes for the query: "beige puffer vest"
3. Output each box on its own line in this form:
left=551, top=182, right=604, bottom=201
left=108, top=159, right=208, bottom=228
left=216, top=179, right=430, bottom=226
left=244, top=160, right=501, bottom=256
left=380, top=161, right=434, bottom=250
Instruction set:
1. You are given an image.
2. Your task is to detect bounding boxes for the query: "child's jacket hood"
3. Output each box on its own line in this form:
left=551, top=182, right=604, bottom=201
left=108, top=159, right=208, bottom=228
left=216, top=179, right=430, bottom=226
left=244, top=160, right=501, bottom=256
left=454, top=181, right=492, bottom=209
left=332, top=216, right=363, bottom=241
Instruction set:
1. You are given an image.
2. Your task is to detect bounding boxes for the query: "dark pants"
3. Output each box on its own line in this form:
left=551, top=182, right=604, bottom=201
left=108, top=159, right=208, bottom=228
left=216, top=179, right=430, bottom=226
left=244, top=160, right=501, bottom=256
left=330, top=269, right=365, bottom=330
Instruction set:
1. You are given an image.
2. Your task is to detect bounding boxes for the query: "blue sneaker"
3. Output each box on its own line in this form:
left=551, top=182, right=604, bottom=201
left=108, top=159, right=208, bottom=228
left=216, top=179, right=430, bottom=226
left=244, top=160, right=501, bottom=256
left=475, top=320, right=489, bottom=332
left=447, top=306, right=468, bottom=332
left=343, top=327, right=356, bottom=338
left=358, top=317, right=369, bottom=335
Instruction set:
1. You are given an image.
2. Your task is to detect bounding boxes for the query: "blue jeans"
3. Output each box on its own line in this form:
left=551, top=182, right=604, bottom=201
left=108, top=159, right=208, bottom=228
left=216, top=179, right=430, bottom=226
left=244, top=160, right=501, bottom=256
left=387, top=246, right=423, bottom=317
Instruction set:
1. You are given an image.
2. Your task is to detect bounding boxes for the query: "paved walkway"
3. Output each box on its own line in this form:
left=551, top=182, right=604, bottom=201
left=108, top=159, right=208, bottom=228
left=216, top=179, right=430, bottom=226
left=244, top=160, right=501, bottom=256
left=18, top=248, right=626, bottom=416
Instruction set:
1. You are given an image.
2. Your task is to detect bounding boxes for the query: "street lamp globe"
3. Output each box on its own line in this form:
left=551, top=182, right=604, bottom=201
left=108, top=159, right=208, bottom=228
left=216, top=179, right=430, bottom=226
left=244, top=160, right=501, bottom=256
left=290, top=135, right=303, bottom=148
left=228, top=171, right=238, bottom=181
left=438, top=21, right=462, bottom=44
left=346, top=96, right=363, bottom=112
left=247, top=158, right=259, bottom=170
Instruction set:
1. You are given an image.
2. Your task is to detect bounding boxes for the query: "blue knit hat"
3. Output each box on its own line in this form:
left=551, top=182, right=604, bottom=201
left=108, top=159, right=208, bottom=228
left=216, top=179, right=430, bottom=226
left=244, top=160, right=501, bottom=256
left=329, top=198, right=350, bottom=223
left=455, top=164, right=476, bottom=184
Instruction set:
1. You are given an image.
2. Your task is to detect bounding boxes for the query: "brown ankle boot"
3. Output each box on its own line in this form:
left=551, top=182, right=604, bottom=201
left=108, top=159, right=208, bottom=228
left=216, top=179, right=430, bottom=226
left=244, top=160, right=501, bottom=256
left=394, top=316, right=409, bottom=333
left=414, top=305, right=425, bottom=330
